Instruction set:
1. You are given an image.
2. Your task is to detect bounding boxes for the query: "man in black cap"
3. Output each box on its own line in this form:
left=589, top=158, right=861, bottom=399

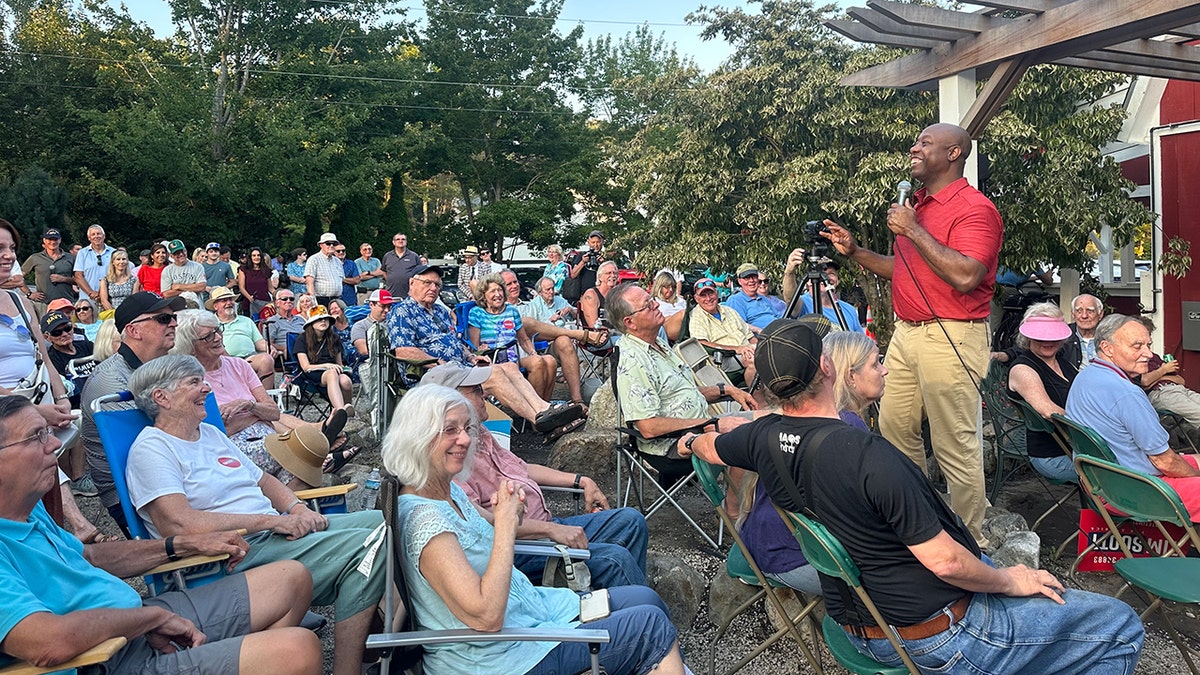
left=79, top=292, right=187, bottom=535
left=680, top=319, right=1145, bottom=674
left=41, top=311, right=96, bottom=408
left=22, top=228, right=77, bottom=312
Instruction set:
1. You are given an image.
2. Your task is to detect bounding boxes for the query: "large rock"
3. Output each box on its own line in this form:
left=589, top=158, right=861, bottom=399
left=547, top=430, right=615, bottom=479
left=707, top=568, right=759, bottom=628
left=982, top=507, right=1029, bottom=549
left=646, top=552, right=706, bottom=627
left=991, top=530, right=1041, bottom=569
left=585, top=381, right=618, bottom=432
left=764, top=587, right=825, bottom=646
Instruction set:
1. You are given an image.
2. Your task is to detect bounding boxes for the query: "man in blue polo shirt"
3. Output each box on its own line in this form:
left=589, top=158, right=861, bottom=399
left=0, top=395, right=320, bottom=675
left=726, top=263, right=782, bottom=331
left=73, top=224, right=114, bottom=305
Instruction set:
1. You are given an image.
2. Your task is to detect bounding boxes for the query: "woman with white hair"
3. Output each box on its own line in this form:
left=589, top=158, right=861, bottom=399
left=384, top=384, right=687, bottom=675
left=172, top=310, right=354, bottom=480
left=1007, top=302, right=1078, bottom=482
left=542, top=245, right=568, bottom=294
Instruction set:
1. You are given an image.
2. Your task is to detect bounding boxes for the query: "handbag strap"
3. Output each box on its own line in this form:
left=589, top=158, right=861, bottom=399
left=768, top=419, right=866, bottom=626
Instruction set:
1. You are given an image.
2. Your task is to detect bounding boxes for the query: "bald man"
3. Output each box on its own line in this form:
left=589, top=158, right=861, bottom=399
left=821, top=123, right=1003, bottom=550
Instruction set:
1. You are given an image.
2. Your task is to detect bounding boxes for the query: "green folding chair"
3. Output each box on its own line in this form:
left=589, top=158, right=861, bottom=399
left=1009, top=399, right=1083, bottom=557
left=774, top=507, right=918, bottom=675
left=1156, top=407, right=1200, bottom=453
left=691, top=457, right=824, bottom=675
left=1074, top=455, right=1200, bottom=674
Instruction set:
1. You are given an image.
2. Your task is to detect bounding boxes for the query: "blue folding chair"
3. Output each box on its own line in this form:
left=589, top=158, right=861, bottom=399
left=283, top=332, right=335, bottom=419
left=92, top=391, right=232, bottom=595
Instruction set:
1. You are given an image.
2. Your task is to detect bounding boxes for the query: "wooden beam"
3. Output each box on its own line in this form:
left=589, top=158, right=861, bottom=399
left=1103, top=37, right=1200, bottom=66
left=969, top=0, right=1067, bottom=13
left=866, top=0, right=993, bottom=34
left=1164, top=21, right=1200, bottom=39
left=840, top=1, right=1200, bottom=88
left=847, top=7, right=972, bottom=42
left=1076, top=46, right=1200, bottom=76
left=825, top=19, right=942, bottom=51
left=961, top=56, right=1033, bottom=138
left=1055, top=55, right=1200, bottom=82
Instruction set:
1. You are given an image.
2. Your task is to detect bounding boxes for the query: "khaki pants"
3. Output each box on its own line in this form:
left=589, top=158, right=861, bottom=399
left=880, top=320, right=990, bottom=548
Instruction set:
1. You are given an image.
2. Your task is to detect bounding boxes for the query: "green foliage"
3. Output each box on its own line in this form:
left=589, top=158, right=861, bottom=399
left=1160, top=236, right=1192, bottom=279
left=0, top=166, right=67, bottom=256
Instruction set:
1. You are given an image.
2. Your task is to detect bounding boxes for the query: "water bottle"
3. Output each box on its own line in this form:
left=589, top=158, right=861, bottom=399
left=596, top=308, right=606, bottom=330
left=361, top=468, right=381, bottom=511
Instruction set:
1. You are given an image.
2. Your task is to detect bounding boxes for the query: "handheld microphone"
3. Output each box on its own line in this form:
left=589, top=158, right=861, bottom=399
left=896, top=180, right=912, bottom=205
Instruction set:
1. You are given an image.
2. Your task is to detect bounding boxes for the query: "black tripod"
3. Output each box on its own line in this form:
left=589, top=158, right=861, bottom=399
left=784, top=254, right=851, bottom=331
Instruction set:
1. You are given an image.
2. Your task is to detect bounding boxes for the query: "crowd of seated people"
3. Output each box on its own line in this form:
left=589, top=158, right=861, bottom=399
left=5, top=212, right=1187, bottom=674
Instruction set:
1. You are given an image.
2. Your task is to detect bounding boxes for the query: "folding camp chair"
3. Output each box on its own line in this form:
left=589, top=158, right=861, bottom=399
left=980, top=359, right=1028, bottom=502
left=1074, top=455, right=1200, bottom=674
left=676, top=304, right=746, bottom=387
left=0, top=637, right=127, bottom=675
left=92, top=391, right=356, bottom=593
left=371, top=321, right=437, bottom=440
left=692, top=457, right=824, bottom=675
left=774, top=507, right=919, bottom=675
left=1157, top=407, right=1200, bottom=453
left=282, top=333, right=335, bottom=419
left=611, top=345, right=721, bottom=549
left=369, top=475, right=607, bottom=675
left=674, top=337, right=743, bottom=417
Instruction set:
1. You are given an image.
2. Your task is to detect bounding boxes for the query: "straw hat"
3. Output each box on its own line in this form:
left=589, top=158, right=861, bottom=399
left=264, top=426, right=329, bottom=487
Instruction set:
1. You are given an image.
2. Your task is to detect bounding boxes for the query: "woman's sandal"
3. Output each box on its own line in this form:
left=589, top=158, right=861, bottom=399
left=322, top=445, right=361, bottom=474
left=321, top=408, right=348, bottom=447
left=543, top=417, right=586, bottom=445
left=533, top=402, right=586, bottom=433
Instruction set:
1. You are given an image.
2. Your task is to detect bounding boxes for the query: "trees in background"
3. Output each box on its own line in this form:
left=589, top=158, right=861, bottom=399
left=0, top=0, right=1157, bottom=339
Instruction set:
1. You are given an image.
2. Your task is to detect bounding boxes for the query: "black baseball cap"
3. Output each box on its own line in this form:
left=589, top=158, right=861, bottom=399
left=40, top=311, right=72, bottom=334
left=42, top=229, right=62, bottom=240
left=115, top=292, right=187, bottom=332
left=754, top=318, right=829, bottom=398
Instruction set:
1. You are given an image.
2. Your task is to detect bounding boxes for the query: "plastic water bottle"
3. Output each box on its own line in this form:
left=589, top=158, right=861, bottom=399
left=361, top=468, right=381, bottom=511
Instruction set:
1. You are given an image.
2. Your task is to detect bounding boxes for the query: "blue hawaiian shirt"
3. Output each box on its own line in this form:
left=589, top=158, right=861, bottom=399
left=387, top=298, right=468, bottom=365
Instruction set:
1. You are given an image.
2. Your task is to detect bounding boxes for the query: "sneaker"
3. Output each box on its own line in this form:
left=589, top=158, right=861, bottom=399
left=71, top=475, right=98, bottom=497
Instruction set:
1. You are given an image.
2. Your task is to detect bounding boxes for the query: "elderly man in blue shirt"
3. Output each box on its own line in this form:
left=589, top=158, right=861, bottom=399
left=726, top=263, right=783, bottom=332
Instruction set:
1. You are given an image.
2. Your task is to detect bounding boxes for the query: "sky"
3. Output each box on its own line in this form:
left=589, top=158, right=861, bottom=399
left=114, top=0, right=762, bottom=72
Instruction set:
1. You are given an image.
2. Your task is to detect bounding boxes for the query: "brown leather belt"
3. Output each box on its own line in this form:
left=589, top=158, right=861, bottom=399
left=843, top=596, right=970, bottom=641
left=899, top=318, right=987, bottom=328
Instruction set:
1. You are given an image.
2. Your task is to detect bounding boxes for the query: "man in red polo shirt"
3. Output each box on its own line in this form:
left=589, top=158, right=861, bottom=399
left=821, top=122, right=1002, bottom=549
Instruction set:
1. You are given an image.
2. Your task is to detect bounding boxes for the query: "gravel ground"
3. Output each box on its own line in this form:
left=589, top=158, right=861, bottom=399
left=76, top=401, right=1197, bottom=674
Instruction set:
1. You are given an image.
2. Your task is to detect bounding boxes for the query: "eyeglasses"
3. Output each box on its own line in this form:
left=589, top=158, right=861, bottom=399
left=196, top=324, right=225, bottom=344
left=413, top=277, right=443, bottom=289
left=74, top=306, right=91, bottom=313
left=440, top=423, right=476, bottom=437
left=630, top=298, right=657, bottom=315
left=48, top=326, right=73, bottom=337
left=129, top=313, right=176, bottom=327
left=0, top=426, right=52, bottom=452
left=321, top=241, right=338, bottom=247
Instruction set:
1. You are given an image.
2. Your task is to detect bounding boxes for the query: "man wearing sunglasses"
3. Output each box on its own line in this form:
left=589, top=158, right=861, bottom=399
left=80, top=292, right=186, bottom=536
left=41, top=311, right=97, bottom=408
left=303, top=233, right=343, bottom=307
left=264, top=291, right=306, bottom=357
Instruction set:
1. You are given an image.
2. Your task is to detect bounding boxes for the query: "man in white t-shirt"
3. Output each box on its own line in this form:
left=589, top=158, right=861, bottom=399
left=160, top=239, right=207, bottom=307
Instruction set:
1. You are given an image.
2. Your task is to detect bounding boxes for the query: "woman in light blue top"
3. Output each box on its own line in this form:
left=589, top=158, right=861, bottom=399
left=543, top=244, right=569, bottom=294
left=383, top=385, right=686, bottom=675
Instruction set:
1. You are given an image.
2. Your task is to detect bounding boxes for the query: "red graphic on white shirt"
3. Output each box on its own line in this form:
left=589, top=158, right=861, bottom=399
left=218, top=457, right=242, bottom=468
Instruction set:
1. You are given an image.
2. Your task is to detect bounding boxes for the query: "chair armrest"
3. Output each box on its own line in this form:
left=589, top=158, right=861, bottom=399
left=513, top=540, right=590, bottom=560
left=539, top=485, right=584, bottom=497
left=0, top=637, right=128, bottom=675
left=143, top=553, right=230, bottom=576
left=367, top=627, right=608, bottom=650
left=295, top=483, right=358, bottom=500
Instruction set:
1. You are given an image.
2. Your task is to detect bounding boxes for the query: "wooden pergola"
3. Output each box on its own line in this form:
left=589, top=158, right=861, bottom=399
left=827, top=0, right=1200, bottom=137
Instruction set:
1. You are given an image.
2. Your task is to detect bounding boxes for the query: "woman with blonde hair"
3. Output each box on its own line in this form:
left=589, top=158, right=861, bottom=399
left=73, top=296, right=102, bottom=342
left=99, top=250, right=136, bottom=311
left=824, top=330, right=888, bottom=429
left=92, top=319, right=120, bottom=361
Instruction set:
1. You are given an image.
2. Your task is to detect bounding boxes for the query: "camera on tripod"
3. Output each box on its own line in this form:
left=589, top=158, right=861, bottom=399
left=803, top=220, right=830, bottom=257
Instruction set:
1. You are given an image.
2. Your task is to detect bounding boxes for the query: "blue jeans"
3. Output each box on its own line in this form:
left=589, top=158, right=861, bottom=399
left=764, top=564, right=823, bottom=596
left=515, top=507, right=649, bottom=588
left=846, top=590, right=1143, bottom=674
left=527, top=586, right=676, bottom=675
left=1031, top=455, right=1077, bottom=483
